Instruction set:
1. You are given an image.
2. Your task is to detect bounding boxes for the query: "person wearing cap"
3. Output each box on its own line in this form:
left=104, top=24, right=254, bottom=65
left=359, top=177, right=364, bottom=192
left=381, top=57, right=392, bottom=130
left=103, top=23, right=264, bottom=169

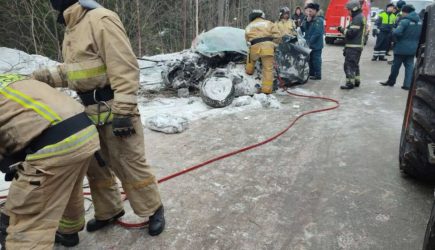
left=395, top=0, right=407, bottom=25
left=245, top=9, right=280, bottom=94
left=276, top=7, right=297, bottom=38
left=301, top=3, right=325, bottom=80
left=338, top=0, right=366, bottom=89
left=379, top=4, right=422, bottom=90
left=372, top=3, right=396, bottom=61
left=386, top=0, right=407, bottom=64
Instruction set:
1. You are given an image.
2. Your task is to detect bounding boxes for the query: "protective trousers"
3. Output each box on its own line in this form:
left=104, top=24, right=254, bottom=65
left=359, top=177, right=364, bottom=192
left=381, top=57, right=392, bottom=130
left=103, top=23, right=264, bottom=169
left=246, top=44, right=275, bottom=94
left=309, top=49, right=322, bottom=78
left=388, top=54, right=415, bottom=88
left=5, top=141, right=96, bottom=249
left=86, top=116, right=162, bottom=220
left=344, top=48, right=362, bottom=85
left=373, top=31, right=390, bottom=59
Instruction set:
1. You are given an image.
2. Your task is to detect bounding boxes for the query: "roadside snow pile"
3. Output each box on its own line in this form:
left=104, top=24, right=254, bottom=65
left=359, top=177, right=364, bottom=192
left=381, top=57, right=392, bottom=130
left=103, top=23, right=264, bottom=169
left=0, top=47, right=58, bottom=74
left=0, top=47, right=284, bottom=134
left=253, top=93, right=281, bottom=109
left=145, top=114, right=189, bottom=134
left=138, top=94, right=280, bottom=125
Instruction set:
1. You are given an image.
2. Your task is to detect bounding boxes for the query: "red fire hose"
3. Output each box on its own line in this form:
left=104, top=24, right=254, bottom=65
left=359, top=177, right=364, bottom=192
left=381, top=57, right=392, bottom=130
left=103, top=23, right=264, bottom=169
left=0, top=75, right=340, bottom=229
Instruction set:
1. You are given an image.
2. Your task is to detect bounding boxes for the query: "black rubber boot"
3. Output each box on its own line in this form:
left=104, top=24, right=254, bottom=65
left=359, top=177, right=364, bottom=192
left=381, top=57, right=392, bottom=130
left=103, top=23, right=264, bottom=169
left=340, top=83, right=354, bottom=90
left=86, top=210, right=125, bottom=232
left=355, top=81, right=360, bottom=87
left=148, top=206, right=165, bottom=236
left=0, top=213, right=9, bottom=249
left=379, top=81, right=394, bottom=86
left=378, top=56, right=388, bottom=61
left=371, top=56, right=378, bottom=61
left=55, top=232, right=79, bottom=247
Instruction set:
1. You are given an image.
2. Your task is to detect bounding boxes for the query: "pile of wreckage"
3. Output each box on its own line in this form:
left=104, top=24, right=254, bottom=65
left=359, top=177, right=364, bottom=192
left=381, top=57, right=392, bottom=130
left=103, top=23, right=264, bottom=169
left=140, top=26, right=311, bottom=108
left=0, top=27, right=311, bottom=134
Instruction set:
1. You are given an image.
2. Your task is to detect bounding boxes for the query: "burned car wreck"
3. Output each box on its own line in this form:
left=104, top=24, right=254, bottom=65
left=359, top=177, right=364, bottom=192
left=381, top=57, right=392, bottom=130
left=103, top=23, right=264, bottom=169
left=146, top=27, right=310, bottom=108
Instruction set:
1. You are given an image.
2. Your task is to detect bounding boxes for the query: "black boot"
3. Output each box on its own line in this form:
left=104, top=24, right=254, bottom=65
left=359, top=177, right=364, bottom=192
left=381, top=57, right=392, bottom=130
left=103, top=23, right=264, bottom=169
left=355, top=81, right=360, bottom=87
left=149, top=206, right=165, bottom=236
left=371, top=56, right=378, bottom=61
left=341, top=82, right=354, bottom=90
left=55, top=232, right=79, bottom=247
left=309, top=76, right=321, bottom=80
left=86, top=210, right=125, bottom=232
left=0, top=213, right=9, bottom=249
left=378, top=56, right=387, bottom=61
left=379, top=81, right=394, bottom=86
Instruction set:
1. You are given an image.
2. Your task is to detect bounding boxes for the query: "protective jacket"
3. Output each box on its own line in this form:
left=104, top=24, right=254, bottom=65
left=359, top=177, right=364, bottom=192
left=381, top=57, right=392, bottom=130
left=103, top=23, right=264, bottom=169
left=344, top=10, right=366, bottom=49
left=0, top=74, right=98, bottom=162
left=33, top=3, right=139, bottom=118
left=376, top=11, right=396, bottom=33
left=245, top=17, right=280, bottom=54
left=275, top=19, right=297, bottom=37
left=245, top=17, right=280, bottom=94
left=301, top=16, right=325, bottom=50
left=393, top=11, right=422, bottom=55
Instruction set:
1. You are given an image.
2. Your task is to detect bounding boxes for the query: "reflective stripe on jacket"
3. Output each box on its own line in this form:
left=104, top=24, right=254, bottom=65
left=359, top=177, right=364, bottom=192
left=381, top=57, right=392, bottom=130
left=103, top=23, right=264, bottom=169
left=345, top=11, right=366, bottom=49
left=33, top=3, right=140, bottom=117
left=376, top=11, right=396, bottom=33
left=0, top=74, right=98, bottom=161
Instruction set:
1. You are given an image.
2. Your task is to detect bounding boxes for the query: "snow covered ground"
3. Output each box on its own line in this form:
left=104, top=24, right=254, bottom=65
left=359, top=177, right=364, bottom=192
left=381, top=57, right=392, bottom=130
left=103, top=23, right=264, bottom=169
left=0, top=47, right=285, bottom=132
left=0, top=47, right=289, bottom=190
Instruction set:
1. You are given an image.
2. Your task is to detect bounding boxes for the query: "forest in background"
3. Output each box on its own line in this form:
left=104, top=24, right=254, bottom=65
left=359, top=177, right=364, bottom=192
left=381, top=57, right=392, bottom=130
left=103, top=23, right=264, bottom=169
left=0, top=0, right=389, bottom=60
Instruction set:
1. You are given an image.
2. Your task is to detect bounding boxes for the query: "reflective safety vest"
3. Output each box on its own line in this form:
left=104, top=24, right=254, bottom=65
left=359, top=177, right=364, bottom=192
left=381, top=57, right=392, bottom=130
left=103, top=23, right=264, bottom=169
left=0, top=74, right=98, bottom=161
left=377, top=11, right=396, bottom=32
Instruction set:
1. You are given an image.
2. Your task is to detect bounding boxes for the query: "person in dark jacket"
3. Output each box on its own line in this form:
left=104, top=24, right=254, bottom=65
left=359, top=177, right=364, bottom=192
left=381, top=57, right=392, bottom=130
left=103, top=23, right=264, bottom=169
left=292, top=6, right=305, bottom=27
left=388, top=0, right=407, bottom=64
left=338, top=0, right=366, bottom=89
left=380, top=5, right=422, bottom=90
left=372, top=4, right=396, bottom=61
left=395, top=0, right=407, bottom=27
left=301, top=2, right=324, bottom=80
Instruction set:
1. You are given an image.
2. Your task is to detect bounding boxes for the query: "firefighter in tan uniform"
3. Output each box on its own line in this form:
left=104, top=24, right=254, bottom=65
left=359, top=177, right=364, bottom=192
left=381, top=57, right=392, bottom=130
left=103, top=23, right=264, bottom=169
left=245, top=10, right=280, bottom=94
left=0, top=74, right=100, bottom=249
left=275, top=7, right=297, bottom=38
left=32, top=0, right=165, bottom=246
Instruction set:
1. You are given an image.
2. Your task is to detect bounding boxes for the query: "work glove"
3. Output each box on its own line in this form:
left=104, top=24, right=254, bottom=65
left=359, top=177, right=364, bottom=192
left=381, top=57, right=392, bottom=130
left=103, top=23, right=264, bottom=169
left=337, top=26, right=344, bottom=34
left=31, top=68, right=50, bottom=82
left=0, top=158, right=19, bottom=182
left=343, top=48, right=346, bottom=57
left=112, top=115, right=136, bottom=137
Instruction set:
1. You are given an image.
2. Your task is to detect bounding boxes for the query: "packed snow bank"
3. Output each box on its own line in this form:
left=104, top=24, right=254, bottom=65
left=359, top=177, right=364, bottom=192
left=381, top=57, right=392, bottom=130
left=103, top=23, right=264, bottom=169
left=0, top=47, right=58, bottom=75
left=138, top=94, right=280, bottom=124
